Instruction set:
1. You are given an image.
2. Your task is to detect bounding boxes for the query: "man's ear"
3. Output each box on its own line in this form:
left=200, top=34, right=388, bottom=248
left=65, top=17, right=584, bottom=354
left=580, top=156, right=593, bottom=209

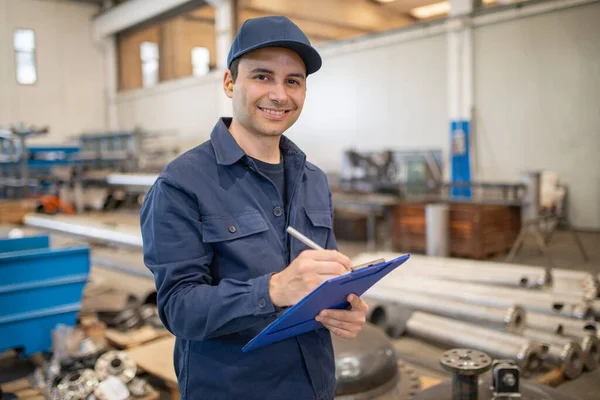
left=223, top=70, right=234, bottom=99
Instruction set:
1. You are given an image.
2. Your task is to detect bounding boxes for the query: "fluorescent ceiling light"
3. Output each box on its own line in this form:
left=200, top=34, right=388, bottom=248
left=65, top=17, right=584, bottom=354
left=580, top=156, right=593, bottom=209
left=373, top=0, right=399, bottom=3
left=410, top=0, right=503, bottom=19
left=410, top=1, right=450, bottom=19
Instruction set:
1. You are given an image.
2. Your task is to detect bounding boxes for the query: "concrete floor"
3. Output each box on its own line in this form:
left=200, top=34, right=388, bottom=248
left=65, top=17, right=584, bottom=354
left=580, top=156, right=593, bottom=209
left=336, top=229, right=600, bottom=400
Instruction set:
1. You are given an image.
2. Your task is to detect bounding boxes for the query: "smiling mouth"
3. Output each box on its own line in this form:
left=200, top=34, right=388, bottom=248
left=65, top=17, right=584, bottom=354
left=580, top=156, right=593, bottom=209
left=258, top=107, right=291, bottom=116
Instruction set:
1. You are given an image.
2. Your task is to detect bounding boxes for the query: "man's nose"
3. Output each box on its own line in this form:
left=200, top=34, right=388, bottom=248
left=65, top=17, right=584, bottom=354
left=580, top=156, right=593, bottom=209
left=268, top=82, right=289, bottom=105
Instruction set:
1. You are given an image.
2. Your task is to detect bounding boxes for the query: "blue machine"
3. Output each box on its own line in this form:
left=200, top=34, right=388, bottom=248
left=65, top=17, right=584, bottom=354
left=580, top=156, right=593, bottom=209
left=0, top=234, right=90, bottom=356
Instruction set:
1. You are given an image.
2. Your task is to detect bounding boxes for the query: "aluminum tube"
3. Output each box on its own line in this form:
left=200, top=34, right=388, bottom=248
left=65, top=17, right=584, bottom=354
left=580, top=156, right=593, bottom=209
left=376, top=278, right=591, bottom=319
left=526, top=311, right=599, bottom=336
left=545, top=344, right=584, bottom=380
left=412, top=312, right=549, bottom=359
left=425, top=204, right=449, bottom=257
left=393, top=267, right=544, bottom=289
left=351, top=252, right=551, bottom=285
left=521, top=328, right=592, bottom=372
left=106, top=173, right=157, bottom=187
left=363, top=288, right=526, bottom=333
left=406, top=312, right=542, bottom=372
left=383, top=276, right=580, bottom=304
left=23, top=215, right=143, bottom=248
left=552, top=269, right=596, bottom=280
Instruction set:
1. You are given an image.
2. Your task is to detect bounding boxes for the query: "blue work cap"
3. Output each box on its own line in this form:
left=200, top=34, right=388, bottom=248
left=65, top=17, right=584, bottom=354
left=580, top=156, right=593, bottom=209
left=227, top=16, right=322, bottom=75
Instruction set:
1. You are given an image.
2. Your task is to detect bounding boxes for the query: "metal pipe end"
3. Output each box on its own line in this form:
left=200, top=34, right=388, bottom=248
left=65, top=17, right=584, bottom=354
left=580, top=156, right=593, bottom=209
left=572, top=304, right=593, bottom=319
left=505, top=305, right=526, bottom=333
left=516, top=344, right=542, bottom=372
left=581, top=335, right=600, bottom=371
left=534, top=342, right=551, bottom=360
left=559, top=343, right=584, bottom=380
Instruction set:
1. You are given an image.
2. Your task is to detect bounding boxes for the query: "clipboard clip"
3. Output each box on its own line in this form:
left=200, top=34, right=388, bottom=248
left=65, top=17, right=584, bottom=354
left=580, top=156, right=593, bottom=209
left=350, top=258, right=386, bottom=272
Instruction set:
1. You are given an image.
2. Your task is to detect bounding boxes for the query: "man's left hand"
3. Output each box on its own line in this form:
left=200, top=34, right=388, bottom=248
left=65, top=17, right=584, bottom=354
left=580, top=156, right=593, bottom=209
left=315, top=294, right=368, bottom=339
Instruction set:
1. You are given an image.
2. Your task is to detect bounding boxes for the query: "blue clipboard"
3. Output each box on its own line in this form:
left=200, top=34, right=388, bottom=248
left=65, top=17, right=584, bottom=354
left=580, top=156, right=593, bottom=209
left=242, top=254, right=410, bottom=352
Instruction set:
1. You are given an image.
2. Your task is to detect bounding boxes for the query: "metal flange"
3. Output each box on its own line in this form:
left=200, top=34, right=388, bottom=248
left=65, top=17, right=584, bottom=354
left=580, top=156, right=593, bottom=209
left=94, top=351, right=137, bottom=383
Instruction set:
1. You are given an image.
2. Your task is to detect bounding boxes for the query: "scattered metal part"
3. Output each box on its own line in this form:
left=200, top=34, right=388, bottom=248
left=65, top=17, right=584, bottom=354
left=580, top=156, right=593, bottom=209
left=138, top=304, right=164, bottom=329
left=439, top=348, right=492, bottom=400
left=69, top=337, right=106, bottom=360
left=57, top=369, right=99, bottom=400
left=31, top=367, right=47, bottom=389
left=406, top=312, right=543, bottom=372
left=112, top=308, right=143, bottom=332
left=491, top=359, right=521, bottom=398
left=364, top=289, right=526, bottom=333
left=127, top=377, right=150, bottom=397
left=94, top=351, right=137, bottom=383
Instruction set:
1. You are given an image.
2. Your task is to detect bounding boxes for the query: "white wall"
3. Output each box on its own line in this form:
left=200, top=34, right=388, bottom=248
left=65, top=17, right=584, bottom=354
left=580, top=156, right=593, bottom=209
left=115, top=74, right=227, bottom=148
left=114, top=32, right=449, bottom=171
left=288, top=34, right=448, bottom=174
left=474, top=1, right=600, bottom=230
left=0, top=0, right=106, bottom=142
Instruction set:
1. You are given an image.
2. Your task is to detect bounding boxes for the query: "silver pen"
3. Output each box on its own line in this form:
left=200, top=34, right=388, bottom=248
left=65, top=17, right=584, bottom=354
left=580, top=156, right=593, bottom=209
left=286, top=226, right=385, bottom=272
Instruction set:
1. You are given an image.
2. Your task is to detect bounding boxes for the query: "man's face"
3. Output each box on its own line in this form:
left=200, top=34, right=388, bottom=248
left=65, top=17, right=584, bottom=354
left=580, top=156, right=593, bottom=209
left=229, top=47, right=307, bottom=138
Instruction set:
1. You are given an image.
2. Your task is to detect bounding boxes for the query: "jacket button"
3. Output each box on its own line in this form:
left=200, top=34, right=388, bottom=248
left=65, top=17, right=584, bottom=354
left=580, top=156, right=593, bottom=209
left=273, top=206, right=283, bottom=217
left=228, top=225, right=237, bottom=233
left=258, top=298, right=267, bottom=308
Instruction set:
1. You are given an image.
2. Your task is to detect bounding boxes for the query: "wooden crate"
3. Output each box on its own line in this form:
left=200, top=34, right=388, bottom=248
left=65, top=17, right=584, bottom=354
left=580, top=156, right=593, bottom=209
left=0, top=200, right=36, bottom=224
left=392, top=201, right=521, bottom=259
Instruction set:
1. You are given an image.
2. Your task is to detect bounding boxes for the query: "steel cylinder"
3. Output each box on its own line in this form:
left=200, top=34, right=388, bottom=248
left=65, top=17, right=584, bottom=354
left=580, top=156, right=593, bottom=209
left=377, top=277, right=591, bottom=319
left=364, top=288, right=525, bottom=333
left=425, top=204, right=449, bottom=257
left=406, top=312, right=542, bottom=371
left=526, top=311, right=598, bottom=337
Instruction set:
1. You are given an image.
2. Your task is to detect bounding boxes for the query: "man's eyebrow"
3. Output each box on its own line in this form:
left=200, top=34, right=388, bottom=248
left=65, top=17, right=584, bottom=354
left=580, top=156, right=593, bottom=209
left=248, top=67, right=305, bottom=80
left=288, top=72, right=306, bottom=80
left=249, top=67, right=274, bottom=74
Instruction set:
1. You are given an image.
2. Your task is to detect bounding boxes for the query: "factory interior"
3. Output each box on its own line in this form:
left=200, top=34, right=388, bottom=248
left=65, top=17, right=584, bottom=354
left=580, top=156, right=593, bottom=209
left=1, top=0, right=600, bottom=399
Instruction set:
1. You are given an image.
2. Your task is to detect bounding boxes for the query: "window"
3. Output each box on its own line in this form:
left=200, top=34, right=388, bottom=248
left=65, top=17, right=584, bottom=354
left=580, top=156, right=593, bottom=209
left=13, top=29, right=37, bottom=85
left=192, top=47, right=210, bottom=77
left=140, top=41, right=159, bottom=88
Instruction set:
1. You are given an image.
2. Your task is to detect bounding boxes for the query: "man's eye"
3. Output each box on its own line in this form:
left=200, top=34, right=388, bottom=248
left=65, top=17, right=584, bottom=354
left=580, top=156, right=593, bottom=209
left=287, top=79, right=299, bottom=85
left=255, top=75, right=269, bottom=81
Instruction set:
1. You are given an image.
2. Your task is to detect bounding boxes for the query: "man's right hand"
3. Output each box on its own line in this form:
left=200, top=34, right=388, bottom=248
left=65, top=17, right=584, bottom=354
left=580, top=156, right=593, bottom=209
left=269, top=250, right=352, bottom=308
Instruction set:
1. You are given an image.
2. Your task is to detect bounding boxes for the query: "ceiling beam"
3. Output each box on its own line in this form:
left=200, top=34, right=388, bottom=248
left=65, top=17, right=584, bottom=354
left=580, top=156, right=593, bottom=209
left=239, top=0, right=413, bottom=33
left=239, top=9, right=370, bottom=40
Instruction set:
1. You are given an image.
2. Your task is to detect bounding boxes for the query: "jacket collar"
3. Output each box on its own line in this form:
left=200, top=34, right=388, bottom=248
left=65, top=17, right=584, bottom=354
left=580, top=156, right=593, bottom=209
left=211, top=117, right=305, bottom=166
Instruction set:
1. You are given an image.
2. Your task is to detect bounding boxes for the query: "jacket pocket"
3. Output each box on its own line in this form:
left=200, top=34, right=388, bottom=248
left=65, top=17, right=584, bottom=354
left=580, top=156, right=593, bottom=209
left=302, top=208, right=333, bottom=249
left=200, top=210, right=273, bottom=281
left=201, top=210, right=268, bottom=243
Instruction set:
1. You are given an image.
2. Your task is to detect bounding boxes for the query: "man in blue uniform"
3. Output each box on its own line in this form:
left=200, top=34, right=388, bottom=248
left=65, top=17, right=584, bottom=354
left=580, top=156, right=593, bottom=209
left=140, top=16, right=369, bottom=400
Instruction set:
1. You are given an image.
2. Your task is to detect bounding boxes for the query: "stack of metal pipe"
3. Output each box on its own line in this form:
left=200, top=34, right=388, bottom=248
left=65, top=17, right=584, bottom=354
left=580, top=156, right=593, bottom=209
left=358, top=252, right=600, bottom=381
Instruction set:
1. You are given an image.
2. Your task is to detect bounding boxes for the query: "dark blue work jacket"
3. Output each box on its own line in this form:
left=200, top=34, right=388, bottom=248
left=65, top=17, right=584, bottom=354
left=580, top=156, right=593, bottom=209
left=140, top=118, right=337, bottom=400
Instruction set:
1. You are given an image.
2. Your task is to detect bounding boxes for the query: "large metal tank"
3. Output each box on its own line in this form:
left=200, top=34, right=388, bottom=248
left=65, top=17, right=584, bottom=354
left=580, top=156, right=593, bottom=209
left=333, top=323, right=420, bottom=399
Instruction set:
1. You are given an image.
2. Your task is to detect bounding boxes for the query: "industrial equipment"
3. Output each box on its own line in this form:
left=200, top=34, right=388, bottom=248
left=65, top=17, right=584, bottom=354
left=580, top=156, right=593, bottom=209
left=412, top=348, right=580, bottom=400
